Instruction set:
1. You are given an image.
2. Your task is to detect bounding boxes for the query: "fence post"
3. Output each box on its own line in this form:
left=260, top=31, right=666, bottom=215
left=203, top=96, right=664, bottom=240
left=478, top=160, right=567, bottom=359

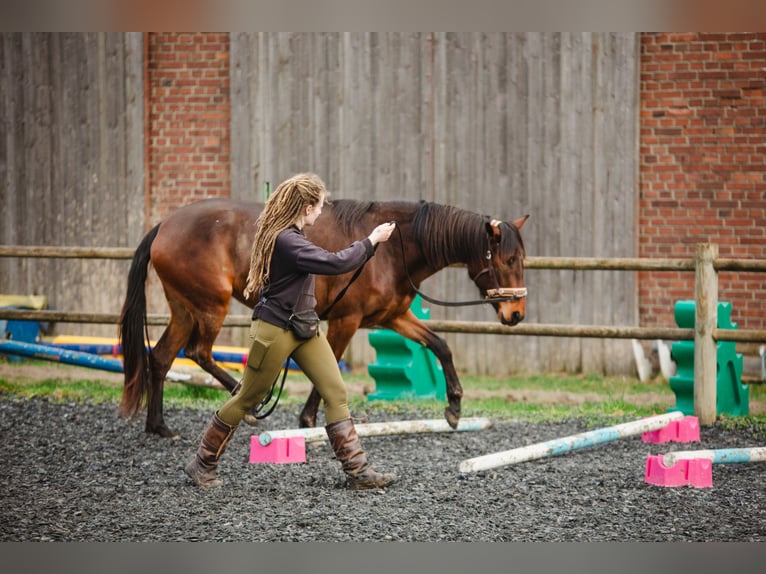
left=694, top=243, right=718, bottom=425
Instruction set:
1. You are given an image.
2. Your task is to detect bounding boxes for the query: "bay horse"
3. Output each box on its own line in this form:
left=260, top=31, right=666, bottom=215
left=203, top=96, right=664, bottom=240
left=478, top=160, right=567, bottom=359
left=118, top=198, right=528, bottom=438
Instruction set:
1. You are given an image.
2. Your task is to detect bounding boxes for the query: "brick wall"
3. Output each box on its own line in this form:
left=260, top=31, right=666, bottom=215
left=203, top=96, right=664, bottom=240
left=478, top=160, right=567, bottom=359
left=639, top=32, right=766, bottom=334
left=147, top=32, right=230, bottom=223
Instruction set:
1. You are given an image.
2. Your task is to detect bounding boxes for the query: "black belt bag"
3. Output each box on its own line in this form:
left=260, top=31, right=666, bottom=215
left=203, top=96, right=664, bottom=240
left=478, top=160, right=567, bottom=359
left=287, top=309, right=320, bottom=339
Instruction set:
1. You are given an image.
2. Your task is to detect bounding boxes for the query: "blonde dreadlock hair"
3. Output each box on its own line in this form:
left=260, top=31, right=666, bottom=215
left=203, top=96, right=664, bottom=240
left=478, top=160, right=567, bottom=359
left=244, top=173, right=327, bottom=299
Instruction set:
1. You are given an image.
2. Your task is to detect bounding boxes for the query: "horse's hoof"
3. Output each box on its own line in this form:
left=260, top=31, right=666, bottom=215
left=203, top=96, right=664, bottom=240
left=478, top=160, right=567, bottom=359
left=444, top=407, right=461, bottom=430
left=147, top=425, right=180, bottom=439
left=298, top=416, right=316, bottom=429
left=242, top=413, right=260, bottom=427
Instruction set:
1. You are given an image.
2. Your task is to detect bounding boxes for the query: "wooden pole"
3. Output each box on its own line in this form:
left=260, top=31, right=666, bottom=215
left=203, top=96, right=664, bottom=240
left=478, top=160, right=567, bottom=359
left=694, top=243, right=718, bottom=426
left=258, top=417, right=493, bottom=445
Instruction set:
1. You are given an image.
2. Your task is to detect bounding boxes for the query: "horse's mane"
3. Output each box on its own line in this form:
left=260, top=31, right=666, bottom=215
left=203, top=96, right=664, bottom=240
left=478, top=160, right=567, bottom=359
left=329, top=199, right=524, bottom=268
left=413, top=201, right=524, bottom=268
left=328, top=199, right=376, bottom=236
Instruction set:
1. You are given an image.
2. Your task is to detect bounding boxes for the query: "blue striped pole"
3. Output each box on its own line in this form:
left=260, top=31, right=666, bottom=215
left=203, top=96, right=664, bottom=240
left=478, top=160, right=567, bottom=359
left=459, top=411, right=686, bottom=473
left=0, top=339, right=123, bottom=372
left=0, top=339, right=226, bottom=387
left=663, top=447, right=766, bottom=466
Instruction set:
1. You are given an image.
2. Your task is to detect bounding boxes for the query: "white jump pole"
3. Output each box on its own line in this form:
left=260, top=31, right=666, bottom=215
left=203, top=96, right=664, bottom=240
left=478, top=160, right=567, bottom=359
left=258, top=417, right=493, bottom=446
left=662, top=447, right=766, bottom=467
left=459, top=411, right=685, bottom=474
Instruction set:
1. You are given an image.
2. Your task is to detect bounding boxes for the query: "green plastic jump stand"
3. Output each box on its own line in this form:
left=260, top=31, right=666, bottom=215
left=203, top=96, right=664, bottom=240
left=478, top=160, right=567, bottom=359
left=367, top=295, right=446, bottom=401
left=669, top=300, right=748, bottom=417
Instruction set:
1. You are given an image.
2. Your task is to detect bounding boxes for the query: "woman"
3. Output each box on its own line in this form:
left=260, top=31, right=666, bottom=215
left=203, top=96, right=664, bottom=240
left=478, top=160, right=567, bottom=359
left=185, top=173, right=397, bottom=490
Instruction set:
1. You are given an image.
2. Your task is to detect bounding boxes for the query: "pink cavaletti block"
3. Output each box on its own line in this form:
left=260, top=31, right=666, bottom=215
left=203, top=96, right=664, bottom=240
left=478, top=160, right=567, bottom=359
left=249, top=436, right=306, bottom=464
left=644, top=454, right=713, bottom=488
left=641, top=416, right=700, bottom=444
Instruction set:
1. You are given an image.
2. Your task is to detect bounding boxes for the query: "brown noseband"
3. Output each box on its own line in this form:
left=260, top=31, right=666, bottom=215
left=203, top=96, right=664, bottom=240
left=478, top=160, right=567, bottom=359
left=485, top=287, right=527, bottom=301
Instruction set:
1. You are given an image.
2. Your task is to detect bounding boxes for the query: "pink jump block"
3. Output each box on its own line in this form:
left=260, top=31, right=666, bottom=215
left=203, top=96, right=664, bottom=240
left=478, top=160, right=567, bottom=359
left=249, top=436, right=306, bottom=464
left=641, top=415, right=700, bottom=444
left=644, top=454, right=713, bottom=488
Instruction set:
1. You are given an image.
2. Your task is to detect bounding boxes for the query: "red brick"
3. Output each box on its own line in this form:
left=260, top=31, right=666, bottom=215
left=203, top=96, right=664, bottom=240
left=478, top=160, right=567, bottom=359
left=640, top=32, right=766, bottom=332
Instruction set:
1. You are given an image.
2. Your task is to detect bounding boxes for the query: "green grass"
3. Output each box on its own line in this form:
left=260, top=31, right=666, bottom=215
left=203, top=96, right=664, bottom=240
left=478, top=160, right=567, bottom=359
left=1, top=359, right=764, bottom=429
left=0, top=375, right=224, bottom=409
left=458, top=372, right=670, bottom=395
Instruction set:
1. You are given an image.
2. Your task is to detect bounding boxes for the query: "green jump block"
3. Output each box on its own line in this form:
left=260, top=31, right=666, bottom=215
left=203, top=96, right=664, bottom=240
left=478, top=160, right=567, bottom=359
left=669, top=300, right=748, bottom=417
left=367, top=295, right=446, bottom=401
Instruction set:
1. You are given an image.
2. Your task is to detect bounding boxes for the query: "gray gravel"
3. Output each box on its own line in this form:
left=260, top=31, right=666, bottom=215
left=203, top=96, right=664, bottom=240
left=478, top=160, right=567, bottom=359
left=2, top=395, right=765, bottom=542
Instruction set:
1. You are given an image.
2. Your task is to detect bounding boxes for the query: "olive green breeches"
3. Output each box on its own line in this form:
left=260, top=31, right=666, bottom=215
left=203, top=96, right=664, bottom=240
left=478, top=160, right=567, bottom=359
left=217, top=319, right=350, bottom=427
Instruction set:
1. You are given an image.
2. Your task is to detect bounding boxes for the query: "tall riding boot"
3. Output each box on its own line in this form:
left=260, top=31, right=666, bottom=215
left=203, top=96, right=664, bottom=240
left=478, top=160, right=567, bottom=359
left=325, top=418, right=397, bottom=490
left=184, top=412, right=238, bottom=489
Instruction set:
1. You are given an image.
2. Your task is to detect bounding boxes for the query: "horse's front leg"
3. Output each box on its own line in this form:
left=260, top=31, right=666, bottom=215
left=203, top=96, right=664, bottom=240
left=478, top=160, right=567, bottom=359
left=298, top=316, right=361, bottom=428
left=299, top=388, right=323, bottom=429
left=385, top=311, right=462, bottom=429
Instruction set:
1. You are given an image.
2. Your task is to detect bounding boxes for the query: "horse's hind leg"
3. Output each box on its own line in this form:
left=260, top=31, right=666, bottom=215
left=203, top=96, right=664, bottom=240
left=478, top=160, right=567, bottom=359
left=183, top=320, right=241, bottom=393
left=146, top=300, right=195, bottom=438
left=181, top=307, right=265, bottom=425
left=183, top=303, right=272, bottom=427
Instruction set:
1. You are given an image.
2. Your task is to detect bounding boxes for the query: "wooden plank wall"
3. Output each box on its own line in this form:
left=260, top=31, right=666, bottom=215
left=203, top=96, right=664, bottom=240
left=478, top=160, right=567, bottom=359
left=0, top=33, right=144, bottom=338
left=231, top=32, right=639, bottom=375
left=1, top=32, right=638, bottom=375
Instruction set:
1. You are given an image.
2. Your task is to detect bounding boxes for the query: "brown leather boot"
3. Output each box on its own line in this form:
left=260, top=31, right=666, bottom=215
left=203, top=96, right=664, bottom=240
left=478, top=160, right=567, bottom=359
left=325, top=418, right=397, bottom=490
left=184, top=412, right=238, bottom=489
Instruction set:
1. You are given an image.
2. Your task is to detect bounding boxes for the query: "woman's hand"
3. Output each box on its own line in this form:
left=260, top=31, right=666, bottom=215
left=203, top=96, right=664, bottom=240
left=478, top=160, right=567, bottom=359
left=368, top=222, right=396, bottom=246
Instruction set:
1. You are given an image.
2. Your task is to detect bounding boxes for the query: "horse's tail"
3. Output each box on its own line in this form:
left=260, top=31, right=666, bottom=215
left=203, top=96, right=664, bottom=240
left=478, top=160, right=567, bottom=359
left=118, top=223, right=161, bottom=419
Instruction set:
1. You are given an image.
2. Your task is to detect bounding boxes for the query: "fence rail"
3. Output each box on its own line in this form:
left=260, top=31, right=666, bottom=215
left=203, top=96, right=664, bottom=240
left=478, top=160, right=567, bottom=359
left=2, top=243, right=765, bottom=425
left=0, top=245, right=135, bottom=259
left=2, top=309, right=764, bottom=344
left=4, top=245, right=766, bottom=272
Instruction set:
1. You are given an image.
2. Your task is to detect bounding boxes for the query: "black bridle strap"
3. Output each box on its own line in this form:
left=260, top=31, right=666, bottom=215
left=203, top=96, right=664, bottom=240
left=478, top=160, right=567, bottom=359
left=391, top=222, right=525, bottom=307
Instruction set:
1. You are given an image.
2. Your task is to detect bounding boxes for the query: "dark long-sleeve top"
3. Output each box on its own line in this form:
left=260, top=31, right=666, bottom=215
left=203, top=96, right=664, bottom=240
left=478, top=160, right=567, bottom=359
left=252, top=225, right=375, bottom=327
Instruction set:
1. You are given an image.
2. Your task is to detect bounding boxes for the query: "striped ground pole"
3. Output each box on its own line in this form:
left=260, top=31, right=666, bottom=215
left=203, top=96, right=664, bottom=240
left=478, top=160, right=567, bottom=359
left=662, top=447, right=766, bottom=467
left=0, top=339, right=124, bottom=372
left=459, top=411, right=686, bottom=473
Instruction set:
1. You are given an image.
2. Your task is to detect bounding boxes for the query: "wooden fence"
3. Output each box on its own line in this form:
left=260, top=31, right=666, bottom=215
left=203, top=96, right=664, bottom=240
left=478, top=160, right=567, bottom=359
left=1, top=242, right=765, bottom=425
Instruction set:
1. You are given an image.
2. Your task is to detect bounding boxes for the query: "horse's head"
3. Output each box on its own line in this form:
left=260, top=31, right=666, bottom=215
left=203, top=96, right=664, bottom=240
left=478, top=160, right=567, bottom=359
left=468, top=214, right=529, bottom=326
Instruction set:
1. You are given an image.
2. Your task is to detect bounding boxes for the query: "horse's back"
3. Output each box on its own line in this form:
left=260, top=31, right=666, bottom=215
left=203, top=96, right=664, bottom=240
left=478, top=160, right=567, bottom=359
left=151, top=198, right=263, bottom=302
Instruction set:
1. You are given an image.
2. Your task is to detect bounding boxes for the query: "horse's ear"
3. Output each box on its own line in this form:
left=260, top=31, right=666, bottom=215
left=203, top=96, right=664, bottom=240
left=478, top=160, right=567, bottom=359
left=512, top=214, right=530, bottom=230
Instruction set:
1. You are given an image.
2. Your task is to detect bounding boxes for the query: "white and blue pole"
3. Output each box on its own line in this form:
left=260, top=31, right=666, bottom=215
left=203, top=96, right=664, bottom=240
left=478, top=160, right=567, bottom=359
left=662, top=447, right=766, bottom=466
left=459, top=411, right=686, bottom=473
left=0, top=339, right=124, bottom=372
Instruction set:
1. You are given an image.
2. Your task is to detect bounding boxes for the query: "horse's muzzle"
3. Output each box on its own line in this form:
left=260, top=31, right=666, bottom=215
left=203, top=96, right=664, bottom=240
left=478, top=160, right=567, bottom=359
left=486, top=287, right=526, bottom=326
left=498, top=309, right=524, bottom=326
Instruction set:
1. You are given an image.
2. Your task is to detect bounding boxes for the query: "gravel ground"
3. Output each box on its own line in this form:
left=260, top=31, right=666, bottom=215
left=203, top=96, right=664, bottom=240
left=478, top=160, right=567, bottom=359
left=1, top=395, right=765, bottom=542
